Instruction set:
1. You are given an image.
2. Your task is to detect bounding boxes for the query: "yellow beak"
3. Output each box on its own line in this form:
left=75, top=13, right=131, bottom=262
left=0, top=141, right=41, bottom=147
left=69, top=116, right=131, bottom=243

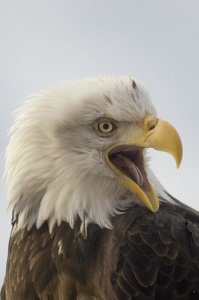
left=104, top=116, right=183, bottom=212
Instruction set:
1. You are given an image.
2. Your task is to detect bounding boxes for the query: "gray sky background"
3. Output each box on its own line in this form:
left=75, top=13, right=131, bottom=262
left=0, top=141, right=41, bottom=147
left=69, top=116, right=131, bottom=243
left=0, top=0, right=199, bottom=287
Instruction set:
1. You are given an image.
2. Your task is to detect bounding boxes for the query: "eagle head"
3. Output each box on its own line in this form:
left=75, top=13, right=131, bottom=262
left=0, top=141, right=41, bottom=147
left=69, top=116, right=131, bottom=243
left=5, top=76, right=182, bottom=235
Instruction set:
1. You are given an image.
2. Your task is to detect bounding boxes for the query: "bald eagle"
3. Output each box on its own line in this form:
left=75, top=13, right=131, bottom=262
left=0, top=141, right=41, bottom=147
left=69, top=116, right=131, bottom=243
left=1, top=76, right=199, bottom=300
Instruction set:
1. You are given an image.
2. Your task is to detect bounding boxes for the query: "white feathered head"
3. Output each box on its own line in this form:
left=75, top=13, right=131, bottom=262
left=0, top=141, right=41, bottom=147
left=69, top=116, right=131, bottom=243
left=5, top=75, right=182, bottom=234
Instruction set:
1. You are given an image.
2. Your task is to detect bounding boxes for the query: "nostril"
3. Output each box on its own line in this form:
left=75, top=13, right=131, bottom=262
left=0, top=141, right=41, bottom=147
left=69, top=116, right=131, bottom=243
left=148, top=123, right=156, bottom=130
left=143, top=116, right=158, bottom=132
left=147, top=118, right=158, bottom=131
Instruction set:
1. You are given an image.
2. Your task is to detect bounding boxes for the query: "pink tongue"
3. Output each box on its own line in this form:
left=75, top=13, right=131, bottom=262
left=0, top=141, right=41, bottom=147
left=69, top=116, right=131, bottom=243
left=111, top=155, right=144, bottom=187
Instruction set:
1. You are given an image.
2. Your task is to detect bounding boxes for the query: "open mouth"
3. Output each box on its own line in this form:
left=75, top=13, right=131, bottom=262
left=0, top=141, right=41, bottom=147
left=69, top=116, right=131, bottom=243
left=105, top=144, right=159, bottom=212
left=104, top=116, right=182, bottom=213
left=108, top=146, right=147, bottom=190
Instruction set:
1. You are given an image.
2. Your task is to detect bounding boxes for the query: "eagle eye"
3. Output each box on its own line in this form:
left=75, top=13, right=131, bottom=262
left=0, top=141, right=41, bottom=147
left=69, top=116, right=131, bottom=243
left=95, top=119, right=117, bottom=136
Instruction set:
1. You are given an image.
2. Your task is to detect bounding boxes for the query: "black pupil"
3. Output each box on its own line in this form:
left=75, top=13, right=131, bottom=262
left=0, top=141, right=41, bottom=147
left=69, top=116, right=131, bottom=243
left=103, top=123, right=110, bottom=130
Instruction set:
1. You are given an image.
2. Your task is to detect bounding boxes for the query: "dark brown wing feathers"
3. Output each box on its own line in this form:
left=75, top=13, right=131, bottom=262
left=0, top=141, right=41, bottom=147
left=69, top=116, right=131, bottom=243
left=1, top=201, right=199, bottom=300
left=112, top=202, right=199, bottom=300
